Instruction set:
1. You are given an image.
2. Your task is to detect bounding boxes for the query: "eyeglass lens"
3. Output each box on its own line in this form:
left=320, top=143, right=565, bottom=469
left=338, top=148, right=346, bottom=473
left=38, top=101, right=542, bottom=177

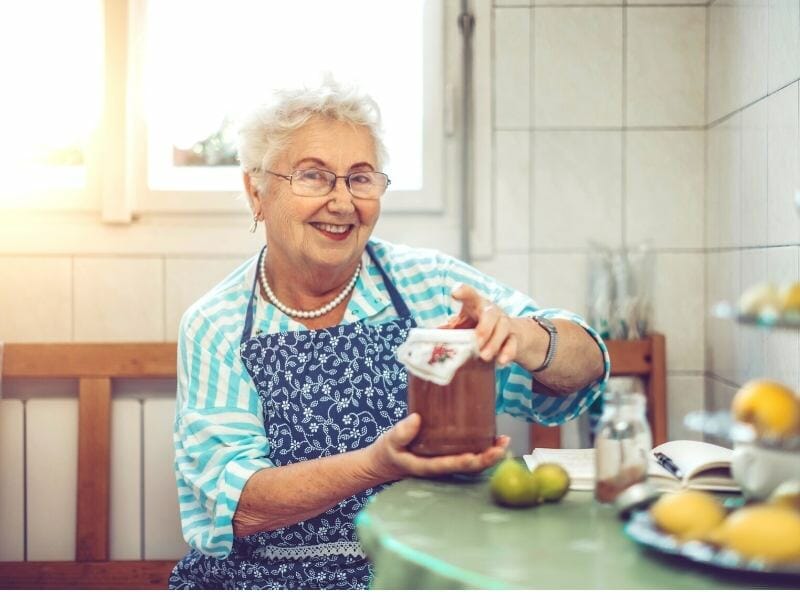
left=291, top=169, right=389, bottom=199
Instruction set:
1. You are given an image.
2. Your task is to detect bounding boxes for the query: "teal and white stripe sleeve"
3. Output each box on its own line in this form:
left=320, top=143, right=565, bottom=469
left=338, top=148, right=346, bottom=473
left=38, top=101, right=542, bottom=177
left=441, top=256, right=610, bottom=426
left=174, top=308, right=274, bottom=558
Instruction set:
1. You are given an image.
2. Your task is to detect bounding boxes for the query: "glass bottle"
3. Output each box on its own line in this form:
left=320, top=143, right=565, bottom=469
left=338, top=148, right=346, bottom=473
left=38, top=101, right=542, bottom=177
left=594, top=391, right=653, bottom=503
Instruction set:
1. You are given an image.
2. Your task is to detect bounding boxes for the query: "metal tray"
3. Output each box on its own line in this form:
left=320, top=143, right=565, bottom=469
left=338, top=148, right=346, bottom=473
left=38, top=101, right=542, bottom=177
left=624, top=510, right=800, bottom=579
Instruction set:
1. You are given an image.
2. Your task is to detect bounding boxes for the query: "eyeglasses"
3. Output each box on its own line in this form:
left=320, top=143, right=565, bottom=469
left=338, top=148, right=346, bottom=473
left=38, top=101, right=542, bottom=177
left=260, top=168, right=391, bottom=200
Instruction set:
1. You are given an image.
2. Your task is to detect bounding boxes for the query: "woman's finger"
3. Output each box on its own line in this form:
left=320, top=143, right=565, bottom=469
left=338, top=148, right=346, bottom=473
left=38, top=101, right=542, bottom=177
left=388, top=413, right=421, bottom=448
left=451, top=284, right=487, bottom=319
left=401, top=438, right=510, bottom=477
left=496, top=334, right=518, bottom=367
left=479, top=312, right=511, bottom=361
left=475, top=304, right=503, bottom=347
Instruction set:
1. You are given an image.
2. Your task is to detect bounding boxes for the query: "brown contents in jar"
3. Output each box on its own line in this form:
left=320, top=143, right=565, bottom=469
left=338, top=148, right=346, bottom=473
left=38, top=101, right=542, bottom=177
left=407, top=356, right=496, bottom=456
left=594, top=464, right=647, bottom=503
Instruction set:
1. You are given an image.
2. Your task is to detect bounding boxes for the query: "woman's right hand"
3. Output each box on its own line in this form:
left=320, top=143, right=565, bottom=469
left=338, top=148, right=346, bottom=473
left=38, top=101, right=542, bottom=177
left=364, top=413, right=509, bottom=483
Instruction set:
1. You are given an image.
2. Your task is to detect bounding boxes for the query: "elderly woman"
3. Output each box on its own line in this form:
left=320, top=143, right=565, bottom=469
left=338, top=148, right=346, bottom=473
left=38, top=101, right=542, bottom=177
left=169, top=81, right=609, bottom=590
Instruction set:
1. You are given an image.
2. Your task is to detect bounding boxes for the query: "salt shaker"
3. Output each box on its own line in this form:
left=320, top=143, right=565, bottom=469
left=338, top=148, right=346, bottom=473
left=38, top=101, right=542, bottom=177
left=594, top=391, right=652, bottom=503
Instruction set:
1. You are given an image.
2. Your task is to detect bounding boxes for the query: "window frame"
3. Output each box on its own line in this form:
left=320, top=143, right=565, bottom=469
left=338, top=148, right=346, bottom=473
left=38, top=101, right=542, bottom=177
left=112, top=0, right=447, bottom=220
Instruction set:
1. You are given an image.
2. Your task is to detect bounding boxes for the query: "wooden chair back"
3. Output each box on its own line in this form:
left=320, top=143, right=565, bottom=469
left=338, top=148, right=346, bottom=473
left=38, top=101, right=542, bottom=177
left=0, top=343, right=178, bottom=589
left=529, top=333, right=667, bottom=449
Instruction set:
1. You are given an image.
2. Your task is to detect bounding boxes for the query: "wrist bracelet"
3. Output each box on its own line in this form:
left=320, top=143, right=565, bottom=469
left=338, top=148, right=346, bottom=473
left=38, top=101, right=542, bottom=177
left=530, top=315, right=557, bottom=373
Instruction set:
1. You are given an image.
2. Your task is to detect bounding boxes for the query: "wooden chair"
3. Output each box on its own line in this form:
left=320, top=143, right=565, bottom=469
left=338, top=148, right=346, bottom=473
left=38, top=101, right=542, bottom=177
left=0, top=336, right=666, bottom=589
left=529, top=333, right=667, bottom=449
left=0, top=343, right=178, bottom=589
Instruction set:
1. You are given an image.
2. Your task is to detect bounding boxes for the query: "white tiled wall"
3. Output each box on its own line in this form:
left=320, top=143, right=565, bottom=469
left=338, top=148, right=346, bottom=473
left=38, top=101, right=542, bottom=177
left=705, top=0, right=800, bottom=418
left=532, top=8, right=623, bottom=128
left=10, top=5, right=792, bottom=519
left=494, top=2, right=708, bottom=451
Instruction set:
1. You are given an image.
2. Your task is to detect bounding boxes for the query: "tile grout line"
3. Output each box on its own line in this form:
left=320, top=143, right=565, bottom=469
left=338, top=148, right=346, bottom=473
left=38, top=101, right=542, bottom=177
left=702, top=0, right=710, bottom=394
left=22, top=399, right=28, bottom=561
left=490, top=4, right=498, bottom=257
left=497, top=125, right=707, bottom=131
left=70, top=256, right=75, bottom=342
left=622, top=1, right=628, bottom=249
left=162, top=256, right=167, bottom=342
left=707, top=77, right=800, bottom=129
left=140, top=397, right=145, bottom=561
left=529, top=5, right=536, bottom=259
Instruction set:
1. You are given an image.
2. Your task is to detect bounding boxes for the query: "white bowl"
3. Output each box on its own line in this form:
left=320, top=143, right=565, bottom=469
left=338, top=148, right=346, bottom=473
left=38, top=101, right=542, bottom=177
left=731, top=442, right=800, bottom=500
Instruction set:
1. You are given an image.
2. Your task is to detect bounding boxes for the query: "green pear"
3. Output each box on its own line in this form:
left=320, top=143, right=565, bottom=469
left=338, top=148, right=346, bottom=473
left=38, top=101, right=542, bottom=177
left=490, top=457, right=540, bottom=508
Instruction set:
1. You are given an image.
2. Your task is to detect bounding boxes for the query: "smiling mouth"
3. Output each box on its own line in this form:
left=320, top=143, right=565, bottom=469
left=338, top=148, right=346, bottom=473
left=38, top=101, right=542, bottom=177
left=311, top=223, right=353, bottom=234
left=310, top=222, right=355, bottom=240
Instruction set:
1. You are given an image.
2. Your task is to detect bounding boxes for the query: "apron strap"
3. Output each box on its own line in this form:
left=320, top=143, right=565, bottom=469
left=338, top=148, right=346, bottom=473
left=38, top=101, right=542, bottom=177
left=365, top=241, right=412, bottom=319
left=240, top=246, right=265, bottom=346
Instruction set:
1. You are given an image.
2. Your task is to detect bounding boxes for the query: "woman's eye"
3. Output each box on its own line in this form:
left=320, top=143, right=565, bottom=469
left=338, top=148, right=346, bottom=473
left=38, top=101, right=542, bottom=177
left=350, top=173, right=372, bottom=185
left=299, top=170, right=325, bottom=182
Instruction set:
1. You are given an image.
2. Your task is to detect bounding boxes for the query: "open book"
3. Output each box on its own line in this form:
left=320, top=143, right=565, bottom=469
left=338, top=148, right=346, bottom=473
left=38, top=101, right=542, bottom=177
left=522, top=440, right=738, bottom=493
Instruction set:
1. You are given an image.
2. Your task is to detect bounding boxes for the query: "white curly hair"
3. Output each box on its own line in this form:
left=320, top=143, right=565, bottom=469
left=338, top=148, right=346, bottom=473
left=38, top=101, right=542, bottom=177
left=237, top=77, right=388, bottom=193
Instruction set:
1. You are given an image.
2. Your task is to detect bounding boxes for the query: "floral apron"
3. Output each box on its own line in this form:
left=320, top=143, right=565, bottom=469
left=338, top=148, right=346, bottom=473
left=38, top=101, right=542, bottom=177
left=169, top=242, right=415, bottom=589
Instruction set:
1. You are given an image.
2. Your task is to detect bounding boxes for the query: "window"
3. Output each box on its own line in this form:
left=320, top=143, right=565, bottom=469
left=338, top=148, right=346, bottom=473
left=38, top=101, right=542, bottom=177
left=0, top=0, right=103, bottom=210
left=130, top=0, right=446, bottom=215
left=0, top=0, right=452, bottom=220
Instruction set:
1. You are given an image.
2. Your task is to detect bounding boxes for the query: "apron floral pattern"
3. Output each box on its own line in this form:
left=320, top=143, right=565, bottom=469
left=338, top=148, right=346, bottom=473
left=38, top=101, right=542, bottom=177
left=169, top=242, right=416, bottom=589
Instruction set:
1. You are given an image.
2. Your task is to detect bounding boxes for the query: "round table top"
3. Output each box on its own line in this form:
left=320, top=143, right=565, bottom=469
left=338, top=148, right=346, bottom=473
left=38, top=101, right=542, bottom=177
left=354, top=467, right=785, bottom=590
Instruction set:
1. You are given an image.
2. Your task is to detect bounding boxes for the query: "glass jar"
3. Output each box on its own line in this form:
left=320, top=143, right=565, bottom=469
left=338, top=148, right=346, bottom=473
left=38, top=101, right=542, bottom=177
left=407, top=355, right=496, bottom=456
left=594, top=391, right=652, bottom=503
left=398, top=328, right=497, bottom=456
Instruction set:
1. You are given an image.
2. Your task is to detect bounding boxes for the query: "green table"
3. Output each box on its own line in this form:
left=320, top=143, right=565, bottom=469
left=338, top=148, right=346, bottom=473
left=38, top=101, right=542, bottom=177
left=355, top=468, right=788, bottom=589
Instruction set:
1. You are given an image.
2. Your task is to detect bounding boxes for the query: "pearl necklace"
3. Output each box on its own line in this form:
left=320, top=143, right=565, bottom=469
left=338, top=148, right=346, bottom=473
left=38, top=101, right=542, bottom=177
left=259, top=251, right=361, bottom=319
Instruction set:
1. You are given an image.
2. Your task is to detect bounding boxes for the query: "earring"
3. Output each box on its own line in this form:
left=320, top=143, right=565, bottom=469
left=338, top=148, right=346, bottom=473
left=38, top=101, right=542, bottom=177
left=249, top=215, right=259, bottom=233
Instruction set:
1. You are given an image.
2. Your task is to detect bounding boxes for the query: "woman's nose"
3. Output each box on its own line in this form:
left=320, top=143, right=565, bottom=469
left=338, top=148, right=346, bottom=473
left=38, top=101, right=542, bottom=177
left=326, top=178, right=356, bottom=213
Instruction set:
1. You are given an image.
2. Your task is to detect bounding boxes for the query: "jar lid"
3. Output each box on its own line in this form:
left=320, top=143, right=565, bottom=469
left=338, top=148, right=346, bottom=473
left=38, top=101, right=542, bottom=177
left=396, top=328, right=480, bottom=386
left=614, top=482, right=660, bottom=519
left=404, top=328, right=479, bottom=345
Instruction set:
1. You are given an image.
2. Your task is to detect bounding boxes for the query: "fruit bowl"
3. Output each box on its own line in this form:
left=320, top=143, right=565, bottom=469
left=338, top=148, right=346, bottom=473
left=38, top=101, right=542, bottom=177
left=712, top=301, right=800, bottom=329
left=731, top=442, right=800, bottom=500
left=624, top=510, right=800, bottom=579
left=684, top=411, right=800, bottom=499
left=683, top=410, right=800, bottom=450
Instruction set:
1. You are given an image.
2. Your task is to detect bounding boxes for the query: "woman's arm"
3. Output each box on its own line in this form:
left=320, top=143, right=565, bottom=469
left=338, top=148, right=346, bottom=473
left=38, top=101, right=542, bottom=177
left=446, top=285, right=605, bottom=396
left=233, top=413, right=508, bottom=537
left=510, top=317, right=605, bottom=397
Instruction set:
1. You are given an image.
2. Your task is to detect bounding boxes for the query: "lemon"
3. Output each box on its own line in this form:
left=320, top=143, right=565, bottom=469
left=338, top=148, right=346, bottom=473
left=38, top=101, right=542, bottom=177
left=738, top=282, right=781, bottom=316
left=649, top=490, right=726, bottom=542
left=713, top=504, right=800, bottom=564
left=779, top=282, right=800, bottom=313
left=731, top=379, right=800, bottom=438
left=531, top=463, right=570, bottom=502
left=489, top=457, right=540, bottom=508
left=769, top=480, right=800, bottom=512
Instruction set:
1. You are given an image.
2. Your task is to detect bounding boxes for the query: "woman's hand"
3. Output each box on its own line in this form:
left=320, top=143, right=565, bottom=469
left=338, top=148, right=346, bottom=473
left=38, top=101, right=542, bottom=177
left=364, top=413, right=509, bottom=482
left=440, top=284, right=524, bottom=367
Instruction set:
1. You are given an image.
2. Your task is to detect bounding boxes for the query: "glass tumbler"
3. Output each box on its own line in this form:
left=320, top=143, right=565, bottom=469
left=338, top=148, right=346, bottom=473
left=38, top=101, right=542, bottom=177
left=594, top=391, right=653, bottom=503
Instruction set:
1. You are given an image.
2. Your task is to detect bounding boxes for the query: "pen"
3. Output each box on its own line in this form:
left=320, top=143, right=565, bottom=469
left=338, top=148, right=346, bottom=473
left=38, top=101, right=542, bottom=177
left=653, top=452, right=684, bottom=479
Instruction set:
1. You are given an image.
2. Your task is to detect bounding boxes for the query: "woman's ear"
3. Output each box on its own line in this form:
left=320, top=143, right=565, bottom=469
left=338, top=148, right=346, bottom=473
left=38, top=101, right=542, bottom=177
left=243, top=171, right=261, bottom=214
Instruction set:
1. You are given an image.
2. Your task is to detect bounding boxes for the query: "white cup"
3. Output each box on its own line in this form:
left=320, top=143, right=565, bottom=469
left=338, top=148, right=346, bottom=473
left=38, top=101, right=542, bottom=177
left=731, top=442, right=800, bottom=500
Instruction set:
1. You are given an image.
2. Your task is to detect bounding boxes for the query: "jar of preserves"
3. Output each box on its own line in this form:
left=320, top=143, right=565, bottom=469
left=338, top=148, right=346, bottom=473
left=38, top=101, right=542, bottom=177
left=397, top=328, right=496, bottom=456
left=594, top=391, right=652, bottom=503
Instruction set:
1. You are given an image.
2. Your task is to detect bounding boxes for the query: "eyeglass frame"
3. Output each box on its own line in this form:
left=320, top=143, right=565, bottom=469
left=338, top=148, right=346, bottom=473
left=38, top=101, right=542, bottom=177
left=254, top=167, right=391, bottom=200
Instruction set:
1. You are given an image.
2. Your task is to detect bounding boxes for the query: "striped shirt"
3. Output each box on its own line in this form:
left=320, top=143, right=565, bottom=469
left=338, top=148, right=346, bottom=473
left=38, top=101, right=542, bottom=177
left=174, top=237, right=610, bottom=558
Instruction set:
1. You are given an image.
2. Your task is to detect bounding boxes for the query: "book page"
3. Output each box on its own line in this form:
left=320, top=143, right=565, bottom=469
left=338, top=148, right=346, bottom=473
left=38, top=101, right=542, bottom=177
left=652, top=440, right=733, bottom=481
left=523, top=448, right=595, bottom=490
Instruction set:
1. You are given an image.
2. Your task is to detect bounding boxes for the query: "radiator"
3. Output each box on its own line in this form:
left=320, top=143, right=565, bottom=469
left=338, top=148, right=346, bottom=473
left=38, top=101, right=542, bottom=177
left=0, top=397, right=189, bottom=562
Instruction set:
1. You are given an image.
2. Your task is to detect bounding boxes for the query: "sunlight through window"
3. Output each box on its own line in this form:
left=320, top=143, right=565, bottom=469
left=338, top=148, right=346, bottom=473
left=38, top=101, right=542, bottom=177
left=144, top=0, right=424, bottom=192
left=0, top=0, right=102, bottom=200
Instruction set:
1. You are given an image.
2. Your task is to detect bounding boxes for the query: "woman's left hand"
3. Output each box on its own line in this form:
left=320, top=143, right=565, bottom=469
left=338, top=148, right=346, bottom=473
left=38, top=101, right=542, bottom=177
left=440, top=284, right=520, bottom=367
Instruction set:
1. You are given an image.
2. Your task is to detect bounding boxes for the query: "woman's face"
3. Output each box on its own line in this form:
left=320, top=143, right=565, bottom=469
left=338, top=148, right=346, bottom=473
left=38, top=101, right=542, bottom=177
left=254, top=117, right=382, bottom=275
